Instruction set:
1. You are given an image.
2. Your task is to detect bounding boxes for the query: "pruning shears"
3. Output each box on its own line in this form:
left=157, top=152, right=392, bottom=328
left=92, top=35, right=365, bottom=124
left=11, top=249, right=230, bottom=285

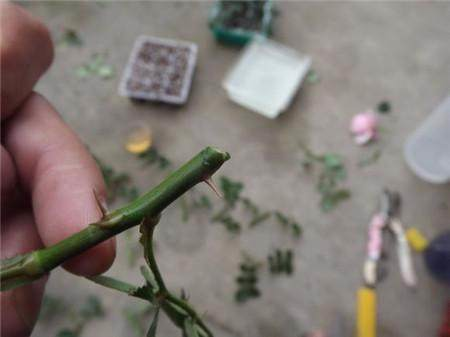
left=356, top=190, right=416, bottom=337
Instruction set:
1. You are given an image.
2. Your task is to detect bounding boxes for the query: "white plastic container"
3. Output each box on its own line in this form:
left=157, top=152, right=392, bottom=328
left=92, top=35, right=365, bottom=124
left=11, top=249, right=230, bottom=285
left=223, top=36, right=311, bottom=119
left=404, top=95, right=450, bottom=184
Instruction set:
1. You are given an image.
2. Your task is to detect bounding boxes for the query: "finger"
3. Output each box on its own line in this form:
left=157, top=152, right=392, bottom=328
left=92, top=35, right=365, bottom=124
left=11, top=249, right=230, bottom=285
left=0, top=2, right=53, bottom=119
left=1, top=207, right=47, bottom=337
left=1, top=145, right=17, bottom=200
left=4, top=93, right=115, bottom=276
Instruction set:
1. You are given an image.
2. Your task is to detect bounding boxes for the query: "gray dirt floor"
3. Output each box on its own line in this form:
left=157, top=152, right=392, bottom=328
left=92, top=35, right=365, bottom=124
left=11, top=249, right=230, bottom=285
left=24, top=2, right=450, bottom=337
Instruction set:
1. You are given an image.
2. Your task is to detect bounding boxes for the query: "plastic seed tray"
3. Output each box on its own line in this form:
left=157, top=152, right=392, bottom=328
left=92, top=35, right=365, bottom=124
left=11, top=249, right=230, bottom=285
left=119, top=36, right=198, bottom=105
left=208, top=0, right=274, bottom=46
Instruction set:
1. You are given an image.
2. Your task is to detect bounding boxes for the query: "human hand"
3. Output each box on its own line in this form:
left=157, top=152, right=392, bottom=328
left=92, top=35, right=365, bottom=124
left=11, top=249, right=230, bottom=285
left=1, top=3, right=115, bottom=336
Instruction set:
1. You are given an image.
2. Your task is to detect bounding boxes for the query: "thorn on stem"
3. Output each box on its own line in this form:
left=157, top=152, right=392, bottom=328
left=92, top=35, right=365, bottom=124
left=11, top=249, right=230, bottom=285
left=204, top=177, right=222, bottom=198
left=93, top=188, right=108, bottom=218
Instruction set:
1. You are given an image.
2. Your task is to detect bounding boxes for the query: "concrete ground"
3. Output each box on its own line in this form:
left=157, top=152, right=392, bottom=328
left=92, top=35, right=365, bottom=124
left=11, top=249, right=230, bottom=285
left=24, top=2, right=449, bottom=337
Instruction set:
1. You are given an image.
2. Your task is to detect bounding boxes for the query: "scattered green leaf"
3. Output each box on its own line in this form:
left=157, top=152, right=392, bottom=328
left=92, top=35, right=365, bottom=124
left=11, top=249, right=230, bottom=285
left=212, top=210, right=241, bottom=234
left=39, top=295, right=67, bottom=321
left=301, top=146, right=351, bottom=212
left=235, top=256, right=260, bottom=303
left=180, top=192, right=213, bottom=223
left=274, top=211, right=289, bottom=226
left=79, top=295, right=104, bottom=320
left=306, top=69, right=320, bottom=84
left=76, top=54, right=114, bottom=80
left=94, top=155, right=138, bottom=203
left=97, top=65, right=114, bottom=79
left=291, top=223, right=302, bottom=238
left=377, top=101, right=391, bottom=114
left=56, top=328, right=79, bottom=337
left=56, top=295, right=104, bottom=337
left=249, top=211, right=271, bottom=227
left=268, top=249, right=294, bottom=275
left=58, top=28, right=83, bottom=47
left=242, top=198, right=271, bottom=227
left=138, top=148, right=172, bottom=170
left=193, top=194, right=212, bottom=210
left=75, top=67, right=90, bottom=78
left=219, top=176, right=243, bottom=208
left=320, top=189, right=351, bottom=212
left=358, top=148, right=382, bottom=167
left=274, top=211, right=302, bottom=239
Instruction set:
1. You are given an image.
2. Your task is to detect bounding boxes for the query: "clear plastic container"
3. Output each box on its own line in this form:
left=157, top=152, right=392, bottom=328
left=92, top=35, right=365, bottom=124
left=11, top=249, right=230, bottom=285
left=223, top=36, right=311, bottom=119
left=404, top=95, right=450, bottom=183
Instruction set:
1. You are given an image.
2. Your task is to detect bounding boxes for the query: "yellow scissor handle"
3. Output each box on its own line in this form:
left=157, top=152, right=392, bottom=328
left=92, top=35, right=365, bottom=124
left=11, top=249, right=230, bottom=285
left=356, top=287, right=376, bottom=337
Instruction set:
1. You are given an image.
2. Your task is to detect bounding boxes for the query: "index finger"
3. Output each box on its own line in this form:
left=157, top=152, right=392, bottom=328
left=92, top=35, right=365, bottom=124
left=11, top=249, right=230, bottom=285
left=3, top=93, right=115, bottom=276
left=0, top=2, right=53, bottom=119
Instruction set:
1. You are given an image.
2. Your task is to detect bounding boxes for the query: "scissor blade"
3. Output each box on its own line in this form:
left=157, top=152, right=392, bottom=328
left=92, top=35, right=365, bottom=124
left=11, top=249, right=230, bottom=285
left=391, top=218, right=417, bottom=287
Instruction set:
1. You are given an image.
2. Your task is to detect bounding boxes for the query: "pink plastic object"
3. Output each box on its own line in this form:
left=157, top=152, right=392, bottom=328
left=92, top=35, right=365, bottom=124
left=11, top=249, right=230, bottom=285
left=367, top=213, right=387, bottom=260
left=350, top=110, right=378, bottom=145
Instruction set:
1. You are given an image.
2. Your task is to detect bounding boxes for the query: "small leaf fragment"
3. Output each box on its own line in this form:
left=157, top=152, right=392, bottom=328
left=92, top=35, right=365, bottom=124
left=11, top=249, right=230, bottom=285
left=234, top=256, right=261, bottom=303
left=301, top=146, right=351, bottom=212
left=358, top=148, right=382, bottom=167
left=79, top=295, right=104, bottom=319
left=377, top=101, right=391, bottom=114
left=59, top=28, right=83, bottom=47
left=219, top=176, right=243, bottom=208
left=305, top=69, right=320, bottom=84
left=87, top=275, right=138, bottom=295
left=39, top=295, right=67, bottom=321
left=183, top=318, right=199, bottom=337
left=75, top=66, right=90, bottom=78
left=56, top=329, right=79, bottom=337
left=320, top=189, right=351, bottom=212
left=146, top=307, right=160, bottom=337
left=291, top=223, right=302, bottom=238
left=75, top=53, right=114, bottom=80
left=98, top=65, right=114, bottom=79
left=268, top=249, right=294, bottom=275
left=323, top=154, right=342, bottom=169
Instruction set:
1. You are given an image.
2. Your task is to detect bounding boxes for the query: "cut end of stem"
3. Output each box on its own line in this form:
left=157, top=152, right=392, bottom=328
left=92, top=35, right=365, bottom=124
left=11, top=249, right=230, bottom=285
left=202, top=147, right=230, bottom=165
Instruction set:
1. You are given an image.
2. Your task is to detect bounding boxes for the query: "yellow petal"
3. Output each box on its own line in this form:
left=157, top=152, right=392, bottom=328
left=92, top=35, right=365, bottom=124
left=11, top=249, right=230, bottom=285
left=125, top=125, right=152, bottom=154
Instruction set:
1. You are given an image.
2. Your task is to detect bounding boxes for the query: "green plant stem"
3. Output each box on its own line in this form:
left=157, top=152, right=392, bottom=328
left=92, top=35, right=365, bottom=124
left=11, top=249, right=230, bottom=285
left=88, top=221, right=213, bottom=337
left=140, top=217, right=213, bottom=337
left=1, top=147, right=230, bottom=291
left=141, top=222, right=167, bottom=294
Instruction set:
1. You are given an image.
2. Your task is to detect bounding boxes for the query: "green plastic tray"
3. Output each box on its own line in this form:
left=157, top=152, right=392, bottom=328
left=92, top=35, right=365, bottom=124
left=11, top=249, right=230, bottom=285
left=208, top=0, right=274, bottom=46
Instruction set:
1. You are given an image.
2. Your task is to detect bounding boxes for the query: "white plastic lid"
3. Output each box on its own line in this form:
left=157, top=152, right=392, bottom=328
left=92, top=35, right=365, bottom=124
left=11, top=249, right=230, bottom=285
left=404, top=95, right=450, bottom=184
left=223, top=36, right=311, bottom=119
